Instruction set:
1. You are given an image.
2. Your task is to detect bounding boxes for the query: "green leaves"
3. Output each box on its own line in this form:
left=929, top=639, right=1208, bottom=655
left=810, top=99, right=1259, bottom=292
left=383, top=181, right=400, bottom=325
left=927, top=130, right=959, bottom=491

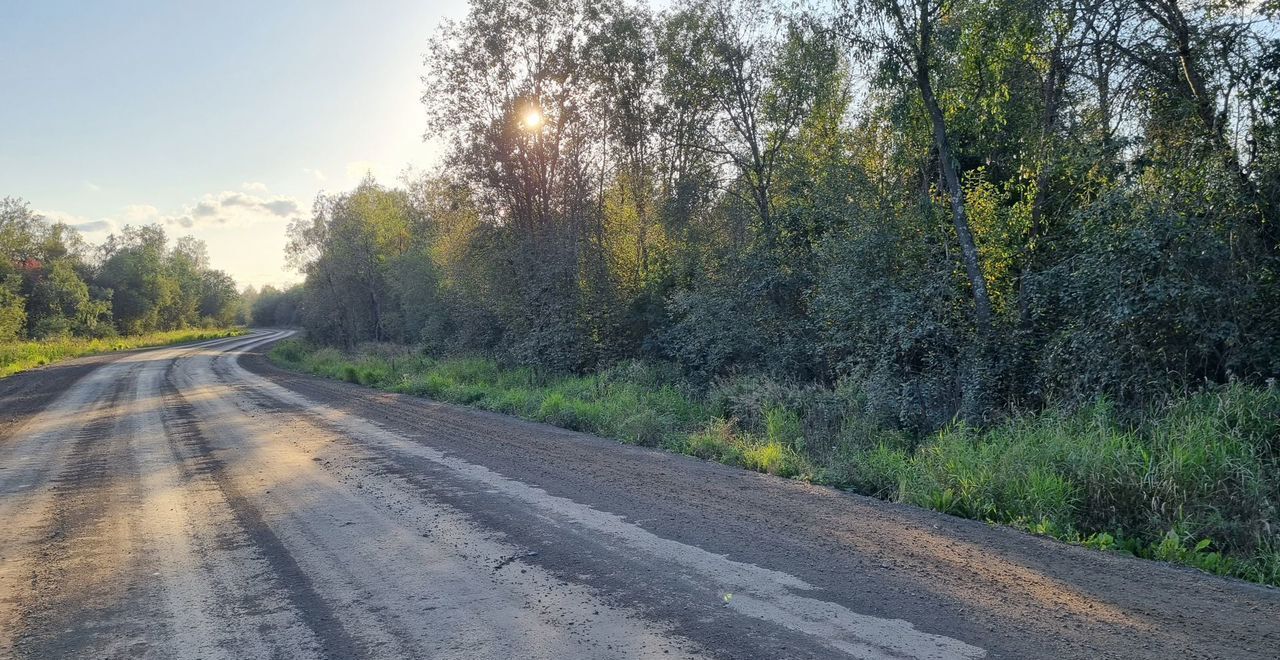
left=0, top=197, right=239, bottom=340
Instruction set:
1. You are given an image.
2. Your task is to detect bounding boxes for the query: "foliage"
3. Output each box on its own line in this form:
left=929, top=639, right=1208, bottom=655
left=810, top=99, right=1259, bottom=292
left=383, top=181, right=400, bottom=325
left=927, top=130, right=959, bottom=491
left=877, top=384, right=1280, bottom=584
left=1029, top=189, right=1280, bottom=407
left=0, top=275, right=25, bottom=341
left=0, top=197, right=242, bottom=340
left=284, top=0, right=1278, bottom=427
left=246, top=284, right=304, bottom=327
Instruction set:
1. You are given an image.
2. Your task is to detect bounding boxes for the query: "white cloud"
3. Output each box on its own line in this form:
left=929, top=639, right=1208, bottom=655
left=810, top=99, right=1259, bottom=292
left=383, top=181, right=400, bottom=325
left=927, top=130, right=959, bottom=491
left=241, top=181, right=269, bottom=193
left=84, top=181, right=102, bottom=192
left=161, top=190, right=303, bottom=230
left=36, top=209, right=116, bottom=235
left=122, top=204, right=160, bottom=223
left=71, top=219, right=115, bottom=233
left=38, top=189, right=301, bottom=237
left=260, top=199, right=299, bottom=216
left=303, top=167, right=327, bottom=182
left=35, top=208, right=84, bottom=224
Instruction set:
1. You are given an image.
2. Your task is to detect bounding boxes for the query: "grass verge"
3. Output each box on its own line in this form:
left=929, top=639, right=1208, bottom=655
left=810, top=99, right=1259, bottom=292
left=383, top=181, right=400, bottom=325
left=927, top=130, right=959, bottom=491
left=271, top=338, right=1280, bottom=587
left=0, top=327, right=246, bottom=378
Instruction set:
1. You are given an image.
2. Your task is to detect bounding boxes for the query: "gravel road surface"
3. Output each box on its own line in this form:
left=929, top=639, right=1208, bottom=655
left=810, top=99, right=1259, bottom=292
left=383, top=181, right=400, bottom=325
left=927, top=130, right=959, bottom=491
left=0, top=330, right=1276, bottom=659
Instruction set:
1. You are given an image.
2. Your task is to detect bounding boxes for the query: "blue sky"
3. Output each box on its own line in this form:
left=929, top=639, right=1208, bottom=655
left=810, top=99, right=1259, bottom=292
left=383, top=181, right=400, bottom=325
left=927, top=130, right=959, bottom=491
left=0, top=1, right=464, bottom=288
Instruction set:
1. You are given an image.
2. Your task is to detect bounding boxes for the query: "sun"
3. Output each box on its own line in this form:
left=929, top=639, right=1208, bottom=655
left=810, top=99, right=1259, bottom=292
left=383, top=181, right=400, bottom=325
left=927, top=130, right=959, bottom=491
left=522, top=107, right=544, bottom=131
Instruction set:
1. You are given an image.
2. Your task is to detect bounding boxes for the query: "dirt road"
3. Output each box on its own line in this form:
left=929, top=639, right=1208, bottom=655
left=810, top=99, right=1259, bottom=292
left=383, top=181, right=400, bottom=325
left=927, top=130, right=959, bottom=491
left=0, top=330, right=1275, bottom=659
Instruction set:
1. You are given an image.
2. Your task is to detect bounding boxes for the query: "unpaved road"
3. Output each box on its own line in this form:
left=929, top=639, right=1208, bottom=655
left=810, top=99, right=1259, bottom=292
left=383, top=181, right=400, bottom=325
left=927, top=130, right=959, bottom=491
left=0, top=330, right=1276, bottom=659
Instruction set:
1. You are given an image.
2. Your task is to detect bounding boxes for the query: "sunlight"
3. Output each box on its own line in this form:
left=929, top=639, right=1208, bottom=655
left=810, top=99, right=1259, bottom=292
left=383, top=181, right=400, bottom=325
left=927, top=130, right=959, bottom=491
left=521, top=107, right=543, bottom=131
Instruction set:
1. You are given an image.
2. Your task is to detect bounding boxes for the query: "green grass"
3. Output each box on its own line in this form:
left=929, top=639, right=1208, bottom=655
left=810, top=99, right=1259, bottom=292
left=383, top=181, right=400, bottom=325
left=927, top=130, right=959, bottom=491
left=272, top=339, right=709, bottom=448
left=0, top=327, right=247, bottom=378
left=270, top=337, right=1280, bottom=587
left=862, top=391, right=1280, bottom=586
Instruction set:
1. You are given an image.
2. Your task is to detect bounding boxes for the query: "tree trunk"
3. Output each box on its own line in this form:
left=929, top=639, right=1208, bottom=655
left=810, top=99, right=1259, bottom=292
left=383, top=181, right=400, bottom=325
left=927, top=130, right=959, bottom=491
left=914, top=47, right=994, bottom=338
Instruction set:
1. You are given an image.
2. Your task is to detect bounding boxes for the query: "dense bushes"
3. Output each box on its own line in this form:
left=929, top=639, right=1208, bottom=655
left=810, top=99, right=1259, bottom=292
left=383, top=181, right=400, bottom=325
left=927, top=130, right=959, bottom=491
left=1028, top=192, right=1280, bottom=408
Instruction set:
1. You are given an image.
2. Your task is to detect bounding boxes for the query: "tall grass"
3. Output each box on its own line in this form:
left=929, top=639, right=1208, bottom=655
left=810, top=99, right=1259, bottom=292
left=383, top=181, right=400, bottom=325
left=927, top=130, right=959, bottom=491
left=271, top=337, right=1280, bottom=586
left=272, top=339, right=708, bottom=447
left=0, top=327, right=246, bottom=379
left=819, top=391, right=1280, bottom=586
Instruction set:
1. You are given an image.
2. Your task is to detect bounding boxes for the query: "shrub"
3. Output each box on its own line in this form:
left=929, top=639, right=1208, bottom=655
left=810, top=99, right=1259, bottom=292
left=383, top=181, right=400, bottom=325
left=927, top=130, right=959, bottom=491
left=612, top=407, right=672, bottom=446
left=837, top=443, right=910, bottom=498
left=742, top=441, right=802, bottom=477
left=485, top=387, right=539, bottom=416
left=682, top=419, right=744, bottom=464
left=272, top=338, right=308, bottom=364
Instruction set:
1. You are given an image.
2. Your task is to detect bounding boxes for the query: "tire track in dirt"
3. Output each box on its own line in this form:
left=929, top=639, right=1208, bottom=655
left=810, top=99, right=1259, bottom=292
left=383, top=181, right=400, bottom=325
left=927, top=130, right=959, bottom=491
left=1, top=357, right=141, bottom=658
left=173, top=330, right=708, bottom=659
left=10, top=369, right=160, bottom=659
left=220, top=339, right=984, bottom=659
left=1, top=331, right=294, bottom=659
left=157, top=370, right=363, bottom=658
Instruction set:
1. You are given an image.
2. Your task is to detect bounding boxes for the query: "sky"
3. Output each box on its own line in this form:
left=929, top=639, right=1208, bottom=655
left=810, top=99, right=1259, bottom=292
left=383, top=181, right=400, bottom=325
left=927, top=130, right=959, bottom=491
left=0, top=1, right=466, bottom=289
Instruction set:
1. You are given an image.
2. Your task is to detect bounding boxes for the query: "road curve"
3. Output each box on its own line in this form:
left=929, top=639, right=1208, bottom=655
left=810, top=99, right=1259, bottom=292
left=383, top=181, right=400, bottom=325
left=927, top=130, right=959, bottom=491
left=0, top=330, right=1275, bottom=659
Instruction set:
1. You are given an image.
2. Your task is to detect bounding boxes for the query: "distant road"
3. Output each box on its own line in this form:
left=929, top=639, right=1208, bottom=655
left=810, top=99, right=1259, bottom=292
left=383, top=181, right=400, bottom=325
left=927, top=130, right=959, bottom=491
left=0, top=330, right=1275, bottom=659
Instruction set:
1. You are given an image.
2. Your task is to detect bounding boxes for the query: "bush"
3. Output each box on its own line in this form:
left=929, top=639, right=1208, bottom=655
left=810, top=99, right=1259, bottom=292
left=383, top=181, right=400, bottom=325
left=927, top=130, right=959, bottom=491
left=272, top=338, right=309, bottom=364
left=840, top=443, right=910, bottom=498
left=682, top=419, right=745, bottom=464
left=1030, top=193, right=1280, bottom=408
left=30, top=315, right=73, bottom=341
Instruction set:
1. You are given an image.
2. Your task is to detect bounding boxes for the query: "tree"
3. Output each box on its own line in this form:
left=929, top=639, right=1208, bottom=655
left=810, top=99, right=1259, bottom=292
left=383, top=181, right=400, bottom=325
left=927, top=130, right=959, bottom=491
left=844, top=0, right=996, bottom=337
left=29, top=260, right=92, bottom=338
left=199, top=270, right=241, bottom=326
left=423, top=0, right=618, bottom=369
left=287, top=178, right=416, bottom=346
left=97, top=225, right=177, bottom=334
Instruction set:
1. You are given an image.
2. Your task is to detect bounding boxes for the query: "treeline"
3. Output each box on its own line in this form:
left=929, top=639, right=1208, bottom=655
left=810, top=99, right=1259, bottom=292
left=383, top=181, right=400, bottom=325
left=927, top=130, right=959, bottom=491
left=284, top=0, right=1280, bottom=429
left=0, top=197, right=242, bottom=341
left=244, top=284, right=303, bottom=328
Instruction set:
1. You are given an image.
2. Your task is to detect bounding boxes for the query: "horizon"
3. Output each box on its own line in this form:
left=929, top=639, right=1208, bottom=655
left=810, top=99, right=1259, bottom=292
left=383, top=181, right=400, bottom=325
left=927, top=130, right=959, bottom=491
left=0, top=0, right=465, bottom=289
